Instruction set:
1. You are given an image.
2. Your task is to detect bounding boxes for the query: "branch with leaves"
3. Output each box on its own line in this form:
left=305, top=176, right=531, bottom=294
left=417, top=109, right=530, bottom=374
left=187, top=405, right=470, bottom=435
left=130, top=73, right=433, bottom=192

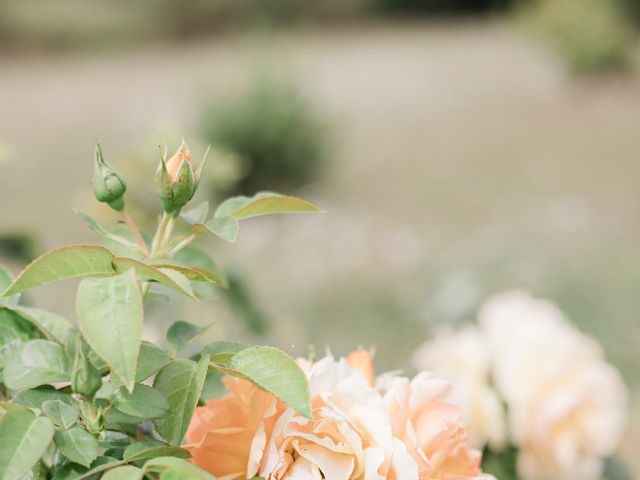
left=0, top=140, right=322, bottom=480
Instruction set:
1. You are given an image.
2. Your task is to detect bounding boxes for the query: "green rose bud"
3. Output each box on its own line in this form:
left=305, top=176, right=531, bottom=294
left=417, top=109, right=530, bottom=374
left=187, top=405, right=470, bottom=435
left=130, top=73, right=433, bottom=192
left=93, top=143, right=127, bottom=211
left=67, top=333, right=102, bottom=398
left=155, top=140, right=209, bottom=214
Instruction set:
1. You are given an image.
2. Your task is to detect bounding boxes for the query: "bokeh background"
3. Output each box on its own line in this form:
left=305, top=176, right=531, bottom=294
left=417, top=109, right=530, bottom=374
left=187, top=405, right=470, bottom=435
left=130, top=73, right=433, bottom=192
left=1, top=0, right=639, bottom=475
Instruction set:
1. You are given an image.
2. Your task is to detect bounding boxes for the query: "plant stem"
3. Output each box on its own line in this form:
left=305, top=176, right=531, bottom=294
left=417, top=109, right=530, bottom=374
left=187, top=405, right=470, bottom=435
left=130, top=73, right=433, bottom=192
left=150, top=212, right=170, bottom=256
left=162, top=215, right=176, bottom=247
left=168, top=233, right=197, bottom=255
left=123, top=210, right=148, bottom=255
left=141, top=281, right=150, bottom=298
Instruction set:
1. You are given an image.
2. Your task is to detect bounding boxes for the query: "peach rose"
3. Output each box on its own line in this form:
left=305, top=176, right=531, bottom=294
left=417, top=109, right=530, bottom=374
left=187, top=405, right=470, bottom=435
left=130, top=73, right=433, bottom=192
left=185, top=352, right=493, bottom=480
left=412, top=326, right=506, bottom=450
left=376, top=370, right=493, bottom=480
left=480, top=291, right=628, bottom=480
left=184, top=376, right=285, bottom=479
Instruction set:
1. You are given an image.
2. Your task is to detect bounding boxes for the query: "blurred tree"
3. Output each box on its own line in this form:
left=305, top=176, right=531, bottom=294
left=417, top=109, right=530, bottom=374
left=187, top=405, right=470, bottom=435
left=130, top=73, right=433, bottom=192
left=372, top=0, right=518, bottom=13
left=530, top=0, right=633, bottom=75
left=0, top=233, right=39, bottom=264
left=200, top=75, right=328, bottom=195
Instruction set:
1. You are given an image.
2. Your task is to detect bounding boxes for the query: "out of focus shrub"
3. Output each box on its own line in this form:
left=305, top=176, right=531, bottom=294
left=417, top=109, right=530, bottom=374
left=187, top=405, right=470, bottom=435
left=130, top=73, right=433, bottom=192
left=0, top=233, right=38, bottom=263
left=0, top=0, right=367, bottom=51
left=617, top=0, right=640, bottom=29
left=530, top=0, right=634, bottom=75
left=201, top=77, right=328, bottom=195
left=372, top=0, right=516, bottom=14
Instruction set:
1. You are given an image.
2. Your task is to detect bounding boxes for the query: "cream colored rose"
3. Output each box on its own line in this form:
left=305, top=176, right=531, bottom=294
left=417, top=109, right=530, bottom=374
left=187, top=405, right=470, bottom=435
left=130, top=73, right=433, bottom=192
left=261, top=354, right=395, bottom=480
left=262, top=353, right=493, bottom=480
left=376, top=371, right=494, bottom=480
left=412, top=326, right=506, bottom=450
left=185, top=352, right=493, bottom=480
left=480, top=291, right=628, bottom=480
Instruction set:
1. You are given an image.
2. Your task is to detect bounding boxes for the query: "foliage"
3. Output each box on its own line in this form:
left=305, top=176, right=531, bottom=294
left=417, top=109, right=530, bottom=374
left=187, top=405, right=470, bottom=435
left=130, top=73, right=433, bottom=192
left=372, top=0, right=517, bottom=13
left=200, top=76, right=328, bottom=195
left=0, top=140, right=322, bottom=479
left=528, top=0, right=634, bottom=75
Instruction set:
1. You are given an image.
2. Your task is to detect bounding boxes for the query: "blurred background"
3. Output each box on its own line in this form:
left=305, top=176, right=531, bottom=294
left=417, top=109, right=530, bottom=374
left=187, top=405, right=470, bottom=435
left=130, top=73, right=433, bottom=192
left=0, top=0, right=639, bottom=475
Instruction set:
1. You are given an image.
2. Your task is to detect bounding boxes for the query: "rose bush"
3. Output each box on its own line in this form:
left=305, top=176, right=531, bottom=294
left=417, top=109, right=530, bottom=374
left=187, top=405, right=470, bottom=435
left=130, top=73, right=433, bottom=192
left=0, top=140, right=323, bottom=479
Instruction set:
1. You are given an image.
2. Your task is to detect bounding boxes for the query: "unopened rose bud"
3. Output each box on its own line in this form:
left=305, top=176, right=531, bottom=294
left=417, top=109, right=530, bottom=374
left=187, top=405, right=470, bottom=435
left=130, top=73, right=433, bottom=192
left=155, top=140, right=204, bottom=214
left=71, top=338, right=102, bottom=397
left=92, top=143, right=127, bottom=212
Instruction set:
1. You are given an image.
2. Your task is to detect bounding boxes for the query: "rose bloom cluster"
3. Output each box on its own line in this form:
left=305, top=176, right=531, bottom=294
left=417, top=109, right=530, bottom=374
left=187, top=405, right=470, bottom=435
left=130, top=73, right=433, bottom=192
left=413, top=291, right=628, bottom=480
left=184, top=350, right=495, bottom=480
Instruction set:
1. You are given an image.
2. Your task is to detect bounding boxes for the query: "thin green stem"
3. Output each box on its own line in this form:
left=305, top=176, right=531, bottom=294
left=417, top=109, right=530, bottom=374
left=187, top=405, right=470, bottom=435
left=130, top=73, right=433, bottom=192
left=123, top=210, right=148, bottom=256
left=141, top=281, right=150, bottom=298
left=161, top=215, right=176, bottom=248
left=168, top=233, right=197, bottom=256
left=150, top=212, right=170, bottom=256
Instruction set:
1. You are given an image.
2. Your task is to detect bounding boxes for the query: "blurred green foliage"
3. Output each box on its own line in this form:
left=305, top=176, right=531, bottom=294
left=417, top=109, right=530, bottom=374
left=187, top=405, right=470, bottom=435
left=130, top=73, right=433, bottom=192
left=372, top=0, right=516, bottom=13
left=200, top=76, right=328, bottom=195
left=0, top=233, right=39, bottom=264
left=481, top=447, right=518, bottom=480
left=529, top=0, right=634, bottom=75
left=221, top=271, right=270, bottom=336
left=617, top=0, right=640, bottom=28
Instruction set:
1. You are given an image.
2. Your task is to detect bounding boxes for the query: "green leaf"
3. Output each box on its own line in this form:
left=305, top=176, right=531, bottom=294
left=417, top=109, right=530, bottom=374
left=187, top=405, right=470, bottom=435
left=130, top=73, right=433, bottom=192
left=4, top=339, right=70, bottom=390
left=180, top=201, right=209, bottom=225
left=73, top=209, right=113, bottom=237
left=194, top=216, right=238, bottom=243
left=151, top=263, right=226, bottom=287
left=157, top=268, right=196, bottom=299
left=0, top=308, right=40, bottom=369
left=222, top=346, right=312, bottom=419
left=77, top=269, right=143, bottom=392
left=102, top=466, right=144, bottom=480
left=112, top=384, right=170, bottom=419
left=1, top=245, right=115, bottom=296
left=42, top=400, right=79, bottom=429
left=87, top=347, right=109, bottom=375
left=230, top=193, right=323, bottom=219
left=201, top=341, right=248, bottom=365
left=0, top=403, right=22, bottom=419
left=152, top=356, right=209, bottom=445
left=13, top=386, right=74, bottom=409
left=98, top=430, right=131, bottom=449
left=214, top=196, right=253, bottom=218
left=0, top=265, right=20, bottom=306
left=172, top=246, right=227, bottom=288
left=68, top=333, right=103, bottom=397
left=143, top=457, right=217, bottom=480
left=166, top=321, right=208, bottom=353
left=123, top=442, right=190, bottom=463
left=199, top=369, right=224, bottom=402
left=73, top=210, right=137, bottom=248
left=112, top=257, right=196, bottom=299
left=54, top=427, right=100, bottom=467
left=135, top=342, right=171, bottom=382
left=104, top=408, right=147, bottom=426
left=94, top=382, right=113, bottom=400
left=7, top=305, right=73, bottom=344
left=54, top=456, right=122, bottom=480
left=0, top=408, right=55, bottom=480
left=111, top=341, right=171, bottom=390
